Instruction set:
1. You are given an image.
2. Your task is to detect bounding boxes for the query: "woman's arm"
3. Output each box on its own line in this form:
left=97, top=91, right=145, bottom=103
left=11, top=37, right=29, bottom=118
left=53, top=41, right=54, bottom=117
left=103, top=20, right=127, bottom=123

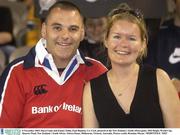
left=172, top=78, right=180, bottom=94
left=157, top=68, right=180, bottom=128
left=82, top=82, right=99, bottom=128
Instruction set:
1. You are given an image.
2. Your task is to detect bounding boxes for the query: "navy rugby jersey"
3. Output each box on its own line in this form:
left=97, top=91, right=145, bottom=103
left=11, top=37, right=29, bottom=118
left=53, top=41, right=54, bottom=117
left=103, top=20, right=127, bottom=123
left=146, top=19, right=180, bottom=79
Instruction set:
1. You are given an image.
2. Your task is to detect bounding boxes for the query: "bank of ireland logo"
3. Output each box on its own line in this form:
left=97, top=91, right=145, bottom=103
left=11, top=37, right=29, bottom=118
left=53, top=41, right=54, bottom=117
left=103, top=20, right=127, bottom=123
left=169, top=47, right=180, bottom=64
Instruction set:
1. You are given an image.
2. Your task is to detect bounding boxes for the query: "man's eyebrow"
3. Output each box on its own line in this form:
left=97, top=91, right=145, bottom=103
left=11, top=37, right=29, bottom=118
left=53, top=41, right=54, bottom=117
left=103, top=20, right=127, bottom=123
left=70, top=25, right=80, bottom=28
left=50, top=23, right=62, bottom=26
left=50, top=23, right=80, bottom=29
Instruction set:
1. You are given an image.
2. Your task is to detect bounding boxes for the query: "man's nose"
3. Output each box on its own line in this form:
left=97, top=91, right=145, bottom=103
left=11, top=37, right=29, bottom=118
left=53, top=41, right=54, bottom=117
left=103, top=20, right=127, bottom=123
left=61, top=29, right=70, bottom=40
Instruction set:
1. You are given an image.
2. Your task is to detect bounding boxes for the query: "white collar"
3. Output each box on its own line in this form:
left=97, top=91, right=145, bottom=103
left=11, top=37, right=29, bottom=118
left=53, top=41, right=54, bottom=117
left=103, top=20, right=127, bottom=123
left=34, top=38, right=85, bottom=85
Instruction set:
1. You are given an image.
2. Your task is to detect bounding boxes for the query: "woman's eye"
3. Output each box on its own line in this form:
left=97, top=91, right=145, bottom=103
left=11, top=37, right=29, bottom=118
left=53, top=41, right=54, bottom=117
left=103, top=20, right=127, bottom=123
left=113, top=35, right=120, bottom=39
left=129, top=37, right=136, bottom=41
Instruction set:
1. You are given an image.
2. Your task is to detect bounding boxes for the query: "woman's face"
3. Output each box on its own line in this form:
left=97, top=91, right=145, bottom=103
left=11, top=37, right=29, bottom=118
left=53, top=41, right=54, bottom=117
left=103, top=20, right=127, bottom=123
left=105, top=19, right=145, bottom=66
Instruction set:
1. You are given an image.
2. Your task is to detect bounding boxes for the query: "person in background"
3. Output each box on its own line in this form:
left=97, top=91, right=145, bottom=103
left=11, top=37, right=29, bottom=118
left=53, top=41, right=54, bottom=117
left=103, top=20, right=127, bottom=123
left=0, top=6, right=16, bottom=64
left=0, top=65, right=4, bottom=77
left=79, top=17, right=108, bottom=67
left=23, top=0, right=41, bottom=47
left=83, top=4, right=180, bottom=128
left=145, top=0, right=180, bottom=96
left=0, top=50, right=6, bottom=76
left=0, top=1, right=107, bottom=128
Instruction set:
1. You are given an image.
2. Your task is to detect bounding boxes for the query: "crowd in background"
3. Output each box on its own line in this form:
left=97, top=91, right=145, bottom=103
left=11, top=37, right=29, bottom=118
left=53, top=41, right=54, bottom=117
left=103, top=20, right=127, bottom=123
left=0, top=0, right=179, bottom=96
left=0, top=0, right=179, bottom=128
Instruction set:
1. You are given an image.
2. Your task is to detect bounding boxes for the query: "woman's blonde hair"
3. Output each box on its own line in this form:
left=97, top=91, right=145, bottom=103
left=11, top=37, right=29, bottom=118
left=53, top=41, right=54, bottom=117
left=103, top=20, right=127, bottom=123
left=104, top=3, right=148, bottom=63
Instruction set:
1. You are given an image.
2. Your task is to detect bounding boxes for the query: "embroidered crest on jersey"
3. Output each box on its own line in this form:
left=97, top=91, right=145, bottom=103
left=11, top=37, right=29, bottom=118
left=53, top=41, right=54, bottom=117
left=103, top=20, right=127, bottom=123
left=33, top=84, right=48, bottom=95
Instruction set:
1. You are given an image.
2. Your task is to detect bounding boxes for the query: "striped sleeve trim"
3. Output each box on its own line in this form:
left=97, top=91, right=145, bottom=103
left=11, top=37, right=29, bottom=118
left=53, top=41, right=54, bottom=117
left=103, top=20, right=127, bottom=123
left=0, top=61, right=24, bottom=116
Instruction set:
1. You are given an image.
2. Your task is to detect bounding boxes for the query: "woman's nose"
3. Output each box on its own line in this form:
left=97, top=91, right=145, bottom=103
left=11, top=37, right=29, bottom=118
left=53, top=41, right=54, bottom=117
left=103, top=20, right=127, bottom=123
left=119, top=37, right=128, bottom=47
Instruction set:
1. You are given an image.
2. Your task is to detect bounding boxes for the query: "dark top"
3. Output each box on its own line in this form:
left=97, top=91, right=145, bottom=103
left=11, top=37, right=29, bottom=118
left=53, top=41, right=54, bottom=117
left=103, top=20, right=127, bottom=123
left=90, top=65, right=164, bottom=128
left=145, top=19, right=180, bottom=79
left=0, top=6, right=15, bottom=46
left=79, top=39, right=108, bottom=68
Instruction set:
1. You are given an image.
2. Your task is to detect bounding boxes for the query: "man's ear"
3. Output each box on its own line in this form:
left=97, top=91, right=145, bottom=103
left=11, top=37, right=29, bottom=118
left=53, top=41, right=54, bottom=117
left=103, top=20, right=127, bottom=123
left=41, top=22, right=46, bottom=39
left=80, top=26, right=85, bottom=41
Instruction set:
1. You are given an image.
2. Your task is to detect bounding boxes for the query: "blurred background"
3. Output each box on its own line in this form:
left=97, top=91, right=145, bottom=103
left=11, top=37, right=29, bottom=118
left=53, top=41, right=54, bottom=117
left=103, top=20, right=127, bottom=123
left=0, top=0, right=178, bottom=78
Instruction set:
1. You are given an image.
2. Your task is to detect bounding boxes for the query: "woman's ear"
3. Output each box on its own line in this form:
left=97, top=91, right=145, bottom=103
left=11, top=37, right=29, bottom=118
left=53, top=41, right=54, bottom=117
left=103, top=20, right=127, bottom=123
left=41, top=22, right=46, bottom=39
left=141, top=41, right=145, bottom=51
left=140, top=39, right=147, bottom=57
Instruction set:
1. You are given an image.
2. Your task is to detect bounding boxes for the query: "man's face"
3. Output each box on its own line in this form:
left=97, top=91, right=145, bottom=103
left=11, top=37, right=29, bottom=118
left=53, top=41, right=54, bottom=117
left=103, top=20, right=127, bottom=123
left=85, top=17, right=107, bottom=42
left=41, top=7, right=84, bottom=67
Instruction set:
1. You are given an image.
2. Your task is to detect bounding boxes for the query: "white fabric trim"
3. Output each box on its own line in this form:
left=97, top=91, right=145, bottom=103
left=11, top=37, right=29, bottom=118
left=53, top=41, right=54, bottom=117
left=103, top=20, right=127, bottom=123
left=0, top=61, right=24, bottom=116
left=34, top=38, right=85, bottom=85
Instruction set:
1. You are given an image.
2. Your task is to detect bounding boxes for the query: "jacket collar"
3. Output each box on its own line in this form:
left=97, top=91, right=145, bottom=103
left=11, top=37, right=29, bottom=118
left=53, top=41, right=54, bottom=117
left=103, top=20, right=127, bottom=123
left=23, top=38, right=92, bottom=69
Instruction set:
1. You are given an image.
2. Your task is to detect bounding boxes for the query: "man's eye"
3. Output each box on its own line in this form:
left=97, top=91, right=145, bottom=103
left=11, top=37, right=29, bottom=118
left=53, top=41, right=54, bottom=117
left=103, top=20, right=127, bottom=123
left=53, top=26, right=61, bottom=31
left=69, top=27, right=79, bottom=32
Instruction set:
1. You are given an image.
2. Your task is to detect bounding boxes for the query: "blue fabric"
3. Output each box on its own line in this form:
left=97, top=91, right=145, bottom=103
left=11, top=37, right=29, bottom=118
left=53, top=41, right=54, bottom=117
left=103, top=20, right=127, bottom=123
left=42, top=58, right=52, bottom=70
left=64, top=58, right=77, bottom=81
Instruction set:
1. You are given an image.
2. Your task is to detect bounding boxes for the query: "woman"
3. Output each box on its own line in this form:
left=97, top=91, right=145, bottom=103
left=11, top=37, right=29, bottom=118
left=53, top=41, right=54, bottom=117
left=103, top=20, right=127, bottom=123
left=83, top=5, right=180, bottom=128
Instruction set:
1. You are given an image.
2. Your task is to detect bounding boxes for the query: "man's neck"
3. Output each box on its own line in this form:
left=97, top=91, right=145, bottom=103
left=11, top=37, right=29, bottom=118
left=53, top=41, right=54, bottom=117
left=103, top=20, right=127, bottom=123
left=53, top=57, right=71, bottom=69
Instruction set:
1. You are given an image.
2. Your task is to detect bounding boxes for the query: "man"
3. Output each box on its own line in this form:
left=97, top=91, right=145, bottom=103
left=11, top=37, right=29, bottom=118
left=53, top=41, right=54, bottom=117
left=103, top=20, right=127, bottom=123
left=145, top=0, right=180, bottom=95
left=0, top=6, right=16, bottom=63
left=79, top=17, right=108, bottom=67
left=0, top=1, right=107, bottom=128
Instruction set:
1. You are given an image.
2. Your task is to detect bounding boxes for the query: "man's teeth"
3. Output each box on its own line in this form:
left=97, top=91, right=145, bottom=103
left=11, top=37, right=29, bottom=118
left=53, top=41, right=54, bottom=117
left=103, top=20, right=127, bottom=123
left=57, top=43, right=70, bottom=46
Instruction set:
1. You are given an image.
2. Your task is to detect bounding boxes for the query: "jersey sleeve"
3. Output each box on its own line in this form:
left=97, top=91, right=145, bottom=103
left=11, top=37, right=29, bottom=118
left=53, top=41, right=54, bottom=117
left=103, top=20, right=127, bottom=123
left=85, top=59, right=107, bottom=82
left=0, top=66, right=25, bottom=128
